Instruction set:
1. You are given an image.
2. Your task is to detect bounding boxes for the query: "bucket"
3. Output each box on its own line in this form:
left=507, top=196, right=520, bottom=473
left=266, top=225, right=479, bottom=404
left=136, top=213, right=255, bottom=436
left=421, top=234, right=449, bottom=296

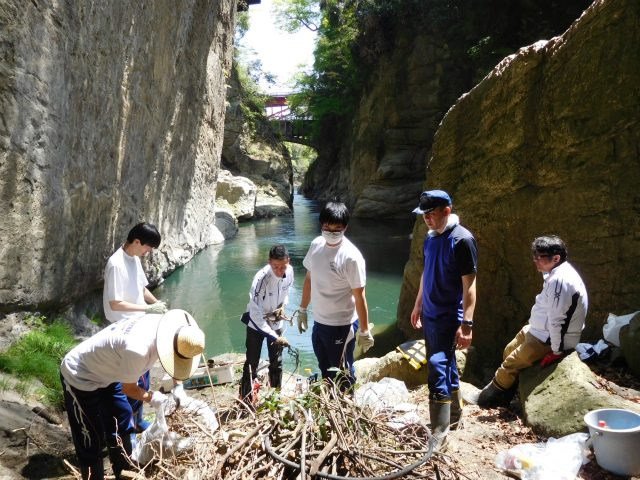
left=584, top=408, right=640, bottom=476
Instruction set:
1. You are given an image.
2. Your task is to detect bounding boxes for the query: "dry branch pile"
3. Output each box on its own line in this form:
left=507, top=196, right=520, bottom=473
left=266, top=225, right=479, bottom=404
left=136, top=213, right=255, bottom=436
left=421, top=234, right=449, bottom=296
left=118, top=382, right=483, bottom=480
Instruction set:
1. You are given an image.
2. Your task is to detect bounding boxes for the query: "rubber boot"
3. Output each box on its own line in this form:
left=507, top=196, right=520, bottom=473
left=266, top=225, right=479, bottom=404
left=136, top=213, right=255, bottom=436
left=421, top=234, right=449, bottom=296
left=80, top=460, right=104, bottom=480
left=477, top=378, right=511, bottom=408
left=108, top=434, right=133, bottom=480
left=450, top=389, right=463, bottom=429
left=134, top=406, right=152, bottom=433
left=429, top=394, right=451, bottom=449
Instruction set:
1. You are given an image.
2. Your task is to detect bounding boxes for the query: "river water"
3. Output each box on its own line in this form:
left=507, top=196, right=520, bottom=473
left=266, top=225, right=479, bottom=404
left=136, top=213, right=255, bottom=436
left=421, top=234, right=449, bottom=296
left=154, top=194, right=415, bottom=376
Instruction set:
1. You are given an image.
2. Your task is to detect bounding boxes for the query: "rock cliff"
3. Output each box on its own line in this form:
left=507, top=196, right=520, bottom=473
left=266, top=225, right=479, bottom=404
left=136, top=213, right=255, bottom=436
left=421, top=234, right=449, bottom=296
left=397, top=0, right=640, bottom=363
left=220, top=66, right=293, bottom=220
left=0, top=0, right=236, bottom=310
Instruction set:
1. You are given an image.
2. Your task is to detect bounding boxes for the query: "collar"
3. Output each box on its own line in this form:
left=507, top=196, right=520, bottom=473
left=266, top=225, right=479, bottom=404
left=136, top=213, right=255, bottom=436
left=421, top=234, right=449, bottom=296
left=428, top=214, right=460, bottom=237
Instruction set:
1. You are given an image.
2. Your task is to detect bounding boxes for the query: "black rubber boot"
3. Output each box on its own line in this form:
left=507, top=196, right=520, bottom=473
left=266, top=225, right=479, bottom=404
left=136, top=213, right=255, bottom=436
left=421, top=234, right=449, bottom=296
left=80, top=460, right=104, bottom=480
left=450, top=389, right=463, bottom=429
left=477, top=378, right=511, bottom=408
left=108, top=435, right=133, bottom=480
left=429, top=393, right=451, bottom=449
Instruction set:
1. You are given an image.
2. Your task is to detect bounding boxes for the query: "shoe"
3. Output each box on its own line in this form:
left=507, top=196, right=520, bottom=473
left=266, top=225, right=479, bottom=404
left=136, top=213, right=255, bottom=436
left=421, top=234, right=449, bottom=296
left=450, top=389, right=463, bottom=429
left=477, top=378, right=513, bottom=408
left=429, top=393, right=451, bottom=449
left=80, top=460, right=104, bottom=480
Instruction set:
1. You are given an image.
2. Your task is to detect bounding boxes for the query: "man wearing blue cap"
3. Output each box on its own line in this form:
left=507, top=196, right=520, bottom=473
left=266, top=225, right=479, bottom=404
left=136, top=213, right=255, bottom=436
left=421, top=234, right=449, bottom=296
left=410, top=190, right=477, bottom=447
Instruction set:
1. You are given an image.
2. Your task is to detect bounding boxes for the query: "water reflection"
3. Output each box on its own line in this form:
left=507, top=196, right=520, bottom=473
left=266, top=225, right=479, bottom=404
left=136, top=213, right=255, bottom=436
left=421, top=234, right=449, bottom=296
left=154, top=195, right=414, bottom=375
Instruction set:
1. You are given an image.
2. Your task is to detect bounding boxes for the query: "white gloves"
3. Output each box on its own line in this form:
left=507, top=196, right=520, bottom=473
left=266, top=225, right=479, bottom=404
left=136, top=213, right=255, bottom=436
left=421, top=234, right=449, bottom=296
left=273, top=336, right=290, bottom=347
left=172, top=384, right=191, bottom=408
left=357, top=324, right=375, bottom=353
left=149, top=390, right=168, bottom=409
left=146, top=301, right=168, bottom=314
left=297, top=309, right=308, bottom=334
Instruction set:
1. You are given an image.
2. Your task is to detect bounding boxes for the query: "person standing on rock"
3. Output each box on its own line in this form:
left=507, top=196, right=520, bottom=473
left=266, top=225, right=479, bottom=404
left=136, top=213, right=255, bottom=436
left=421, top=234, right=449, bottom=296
left=410, top=190, right=477, bottom=447
left=60, top=310, right=205, bottom=480
left=476, top=236, right=588, bottom=408
left=239, top=244, right=294, bottom=402
left=103, top=222, right=170, bottom=432
left=297, top=199, right=374, bottom=390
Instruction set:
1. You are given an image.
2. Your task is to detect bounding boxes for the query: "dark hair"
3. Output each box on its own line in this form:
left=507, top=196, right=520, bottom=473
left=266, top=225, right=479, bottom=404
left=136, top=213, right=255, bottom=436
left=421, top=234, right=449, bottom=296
left=127, top=222, right=161, bottom=248
left=269, top=244, right=290, bottom=260
left=319, top=199, right=350, bottom=227
left=532, top=236, right=567, bottom=262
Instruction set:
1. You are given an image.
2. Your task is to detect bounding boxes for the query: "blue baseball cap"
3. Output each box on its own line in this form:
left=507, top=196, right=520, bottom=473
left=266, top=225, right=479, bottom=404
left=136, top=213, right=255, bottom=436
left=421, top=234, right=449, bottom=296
left=412, top=190, right=452, bottom=214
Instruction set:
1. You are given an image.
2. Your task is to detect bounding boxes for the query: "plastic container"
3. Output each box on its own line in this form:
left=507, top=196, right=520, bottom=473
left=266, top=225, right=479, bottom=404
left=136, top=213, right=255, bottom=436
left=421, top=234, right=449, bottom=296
left=295, top=378, right=303, bottom=395
left=162, top=364, right=234, bottom=391
left=584, top=408, right=640, bottom=476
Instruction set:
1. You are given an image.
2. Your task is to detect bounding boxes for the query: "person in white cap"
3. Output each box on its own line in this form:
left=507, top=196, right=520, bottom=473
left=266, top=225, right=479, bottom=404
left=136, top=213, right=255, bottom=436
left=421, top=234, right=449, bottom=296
left=60, top=309, right=205, bottom=480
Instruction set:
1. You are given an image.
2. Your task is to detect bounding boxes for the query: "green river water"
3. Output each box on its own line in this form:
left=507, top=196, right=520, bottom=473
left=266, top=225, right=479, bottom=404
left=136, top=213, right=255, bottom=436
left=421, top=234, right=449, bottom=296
left=154, top=194, right=415, bottom=376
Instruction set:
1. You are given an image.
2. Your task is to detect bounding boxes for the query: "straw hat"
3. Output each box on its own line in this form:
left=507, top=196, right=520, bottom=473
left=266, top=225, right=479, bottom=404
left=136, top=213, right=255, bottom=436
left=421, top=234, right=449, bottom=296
left=157, top=309, right=205, bottom=380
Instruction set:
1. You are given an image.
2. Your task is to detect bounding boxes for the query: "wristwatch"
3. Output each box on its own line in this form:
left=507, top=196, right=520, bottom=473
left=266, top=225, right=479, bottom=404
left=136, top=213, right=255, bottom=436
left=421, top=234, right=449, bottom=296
left=461, top=319, right=474, bottom=328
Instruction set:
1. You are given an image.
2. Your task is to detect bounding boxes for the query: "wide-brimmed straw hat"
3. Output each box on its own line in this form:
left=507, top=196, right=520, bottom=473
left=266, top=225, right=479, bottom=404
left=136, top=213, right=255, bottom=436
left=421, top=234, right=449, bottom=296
left=157, top=309, right=205, bottom=380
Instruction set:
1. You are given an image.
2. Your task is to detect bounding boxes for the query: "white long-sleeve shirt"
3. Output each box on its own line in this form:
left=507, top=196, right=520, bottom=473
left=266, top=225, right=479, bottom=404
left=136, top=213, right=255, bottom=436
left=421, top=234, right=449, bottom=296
left=528, top=261, right=588, bottom=353
left=245, top=264, right=294, bottom=342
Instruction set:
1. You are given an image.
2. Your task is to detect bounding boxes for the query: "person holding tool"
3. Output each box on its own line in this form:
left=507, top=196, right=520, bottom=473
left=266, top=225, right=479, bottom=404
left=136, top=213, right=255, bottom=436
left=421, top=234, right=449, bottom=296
left=102, top=222, right=169, bottom=432
left=240, top=244, right=294, bottom=402
left=297, top=199, right=374, bottom=390
left=60, top=310, right=205, bottom=480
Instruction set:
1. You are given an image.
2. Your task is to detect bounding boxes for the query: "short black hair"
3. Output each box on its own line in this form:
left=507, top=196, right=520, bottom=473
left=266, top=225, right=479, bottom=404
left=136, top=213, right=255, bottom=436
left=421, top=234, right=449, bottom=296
left=319, top=199, right=350, bottom=227
left=269, top=244, right=290, bottom=260
left=532, top=236, right=567, bottom=262
left=127, top=222, right=161, bottom=248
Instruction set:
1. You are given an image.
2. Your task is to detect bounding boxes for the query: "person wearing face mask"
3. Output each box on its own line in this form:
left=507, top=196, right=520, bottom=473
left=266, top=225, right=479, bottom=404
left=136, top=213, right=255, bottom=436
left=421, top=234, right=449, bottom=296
left=239, top=244, right=294, bottom=402
left=297, top=200, right=374, bottom=390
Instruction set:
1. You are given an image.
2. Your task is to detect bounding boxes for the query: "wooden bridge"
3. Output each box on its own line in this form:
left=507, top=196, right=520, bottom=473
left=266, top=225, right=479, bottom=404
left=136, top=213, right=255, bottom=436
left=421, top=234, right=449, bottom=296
left=266, top=92, right=316, bottom=148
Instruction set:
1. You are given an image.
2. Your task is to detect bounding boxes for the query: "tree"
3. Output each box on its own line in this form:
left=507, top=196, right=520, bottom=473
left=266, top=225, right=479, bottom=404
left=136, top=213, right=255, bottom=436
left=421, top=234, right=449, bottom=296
left=272, top=0, right=321, bottom=33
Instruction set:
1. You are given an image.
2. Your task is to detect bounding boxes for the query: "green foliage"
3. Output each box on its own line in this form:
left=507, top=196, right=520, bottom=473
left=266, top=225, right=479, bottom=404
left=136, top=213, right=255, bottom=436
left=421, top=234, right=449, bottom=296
left=287, top=143, right=317, bottom=183
left=272, top=0, right=321, bottom=33
left=0, top=319, right=78, bottom=409
left=0, top=375, right=9, bottom=391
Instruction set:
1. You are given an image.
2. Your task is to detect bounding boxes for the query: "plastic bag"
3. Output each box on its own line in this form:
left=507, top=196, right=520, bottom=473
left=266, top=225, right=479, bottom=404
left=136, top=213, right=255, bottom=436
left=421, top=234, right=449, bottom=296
left=132, top=404, right=194, bottom=465
left=355, top=377, right=409, bottom=410
left=495, top=433, right=589, bottom=480
left=603, top=312, right=639, bottom=346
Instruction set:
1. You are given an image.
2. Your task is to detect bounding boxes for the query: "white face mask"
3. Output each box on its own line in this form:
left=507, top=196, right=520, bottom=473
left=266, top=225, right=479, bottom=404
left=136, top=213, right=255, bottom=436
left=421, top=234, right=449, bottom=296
left=322, top=230, right=345, bottom=244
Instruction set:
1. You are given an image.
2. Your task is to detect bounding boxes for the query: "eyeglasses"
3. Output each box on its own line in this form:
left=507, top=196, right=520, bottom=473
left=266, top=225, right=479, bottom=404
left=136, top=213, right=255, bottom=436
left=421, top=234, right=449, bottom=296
left=532, top=254, right=553, bottom=261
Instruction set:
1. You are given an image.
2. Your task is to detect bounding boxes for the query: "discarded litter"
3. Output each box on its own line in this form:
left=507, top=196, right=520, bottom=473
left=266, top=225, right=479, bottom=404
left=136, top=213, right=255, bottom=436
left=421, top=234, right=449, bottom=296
left=354, top=377, right=409, bottom=410
left=495, top=432, right=589, bottom=480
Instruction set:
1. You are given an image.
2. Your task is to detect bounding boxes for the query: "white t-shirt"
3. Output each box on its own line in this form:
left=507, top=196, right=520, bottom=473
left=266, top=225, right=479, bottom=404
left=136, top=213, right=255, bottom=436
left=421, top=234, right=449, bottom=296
left=60, top=315, right=162, bottom=391
left=103, top=246, right=148, bottom=323
left=302, top=236, right=366, bottom=326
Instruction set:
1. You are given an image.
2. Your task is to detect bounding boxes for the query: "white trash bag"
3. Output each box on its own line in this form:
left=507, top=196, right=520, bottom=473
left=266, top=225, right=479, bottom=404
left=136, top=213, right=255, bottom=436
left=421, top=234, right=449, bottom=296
left=603, top=311, right=639, bottom=347
left=495, top=433, right=589, bottom=480
left=355, top=377, right=409, bottom=410
left=132, top=405, right=193, bottom=465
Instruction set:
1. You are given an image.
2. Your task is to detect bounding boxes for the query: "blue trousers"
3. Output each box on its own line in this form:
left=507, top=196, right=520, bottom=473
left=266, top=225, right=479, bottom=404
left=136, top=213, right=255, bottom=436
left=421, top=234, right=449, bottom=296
left=423, top=317, right=460, bottom=400
left=61, top=374, right=135, bottom=467
left=312, top=319, right=358, bottom=390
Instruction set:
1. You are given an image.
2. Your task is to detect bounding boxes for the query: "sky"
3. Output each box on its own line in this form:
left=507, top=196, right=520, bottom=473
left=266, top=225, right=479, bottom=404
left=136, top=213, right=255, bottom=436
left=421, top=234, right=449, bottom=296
left=239, top=0, right=317, bottom=93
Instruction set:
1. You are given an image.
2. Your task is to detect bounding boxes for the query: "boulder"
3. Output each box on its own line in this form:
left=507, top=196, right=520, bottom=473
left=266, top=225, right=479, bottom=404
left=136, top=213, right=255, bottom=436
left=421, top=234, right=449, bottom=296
left=619, top=312, right=640, bottom=379
left=214, top=208, right=239, bottom=240
left=215, top=171, right=257, bottom=221
left=520, top=352, right=640, bottom=438
left=354, top=346, right=480, bottom=389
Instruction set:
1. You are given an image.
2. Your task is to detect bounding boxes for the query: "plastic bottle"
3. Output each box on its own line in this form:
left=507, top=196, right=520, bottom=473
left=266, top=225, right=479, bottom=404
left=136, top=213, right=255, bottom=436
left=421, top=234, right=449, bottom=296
left=295, top=377, right=303, bottom=394
left=598, top=420, right=611, bottom=429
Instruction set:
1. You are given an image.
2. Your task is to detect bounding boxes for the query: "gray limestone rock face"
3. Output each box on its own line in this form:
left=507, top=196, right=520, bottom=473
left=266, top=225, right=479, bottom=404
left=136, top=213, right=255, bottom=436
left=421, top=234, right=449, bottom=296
left=619, top=312, right=640, bottom=380
left=0, top=0, right=236, bottom=309
left=397, top=0, right=640, bottom=362
left=519, top=352, right=640, bottom=438
left=221, top=66, right=293, bottom=220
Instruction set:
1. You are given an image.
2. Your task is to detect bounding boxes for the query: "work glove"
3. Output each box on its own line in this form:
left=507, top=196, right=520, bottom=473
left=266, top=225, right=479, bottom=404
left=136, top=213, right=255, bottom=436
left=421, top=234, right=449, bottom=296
left=541, top=351, right=562, bottom=367
left=274, top=305, right=288, bottom=321
left=297, top=309, right=308, bottom=334
left=357, top=324, right=375, bottom=353
left=149, top=390, right=168, bottom=409
left=146, top=301, right=168, bottom=314
left=273, top=336, right=290, bottom=348
left=172, top=384, right=191, bottom=408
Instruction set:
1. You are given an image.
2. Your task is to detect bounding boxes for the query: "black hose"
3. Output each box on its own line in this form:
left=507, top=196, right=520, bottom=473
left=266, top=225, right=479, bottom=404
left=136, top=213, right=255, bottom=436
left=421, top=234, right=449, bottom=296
left=264, top=424, right=434, bottom=480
